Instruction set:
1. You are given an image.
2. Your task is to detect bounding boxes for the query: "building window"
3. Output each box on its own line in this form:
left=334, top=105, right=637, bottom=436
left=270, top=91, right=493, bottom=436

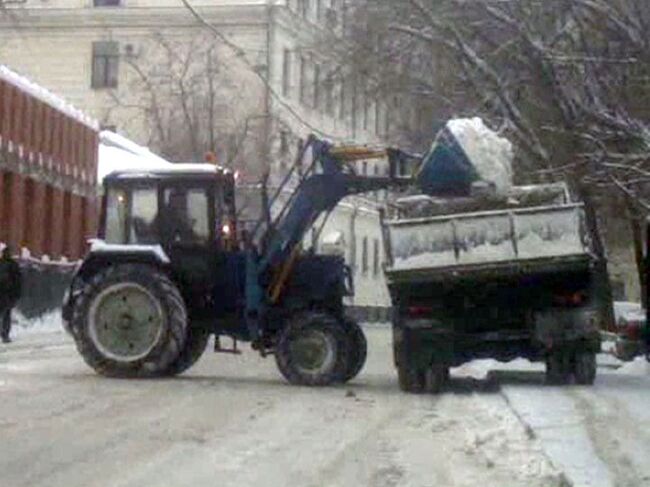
left=92, top=41, right=119, bottom=89
left=351, top=84, right=358, bottom=133
left=301, top=0, right=310, bottom=18
left=325, top=73, right=334, bottom=115
left=282, top=49, right=291, bottom=96
left=362, top=161, right=368, bottom=175
left=299, top=56, right=307, bottom=105
left=373, top=238, right=380, bottom=276
left=313, top=64, right=320, bottom=109
left=349, top=235, right=357, bottom=271
left=339, top=79, right=346, bottom=120
left=94, top=0, right=121, bottom=6
left=375, top=101, right=381, bottom=135
left=363, top=93, right=369, bottom=130
left=362, top=236, right=368, bottom=275
left=316, top=0, right=323, bottom=20
left=279, top=130, right=289, bottom=156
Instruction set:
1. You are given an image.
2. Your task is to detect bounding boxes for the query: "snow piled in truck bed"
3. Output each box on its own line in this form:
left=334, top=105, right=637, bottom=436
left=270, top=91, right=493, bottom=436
left=447, top=117, right=514, bottom=194
left=388, top=206, right=587, bottom=271
left=0, top=64, right=98, bottom=130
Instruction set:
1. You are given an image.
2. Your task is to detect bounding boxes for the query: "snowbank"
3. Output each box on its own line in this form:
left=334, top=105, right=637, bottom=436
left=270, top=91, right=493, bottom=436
left=447, top=117, right=514, bottom=194
left=98, top=130, right=173, bottom=182
left=0, top=64, right=98, bottom=130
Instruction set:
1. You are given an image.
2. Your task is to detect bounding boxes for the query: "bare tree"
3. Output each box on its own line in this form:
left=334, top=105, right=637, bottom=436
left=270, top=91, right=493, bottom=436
left=106, top=32, right=270, bottom=179
left=337, top=0, right=649, bottom=300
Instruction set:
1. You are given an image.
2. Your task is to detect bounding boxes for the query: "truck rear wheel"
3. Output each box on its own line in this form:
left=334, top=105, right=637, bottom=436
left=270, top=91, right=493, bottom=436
left=71, top=264, right=187, bottom=378
left=573, top=351, right=596, bottom=385
left=545, top=350, right=571, bottom=385
left=340, top=320, right=367, bottom=383
left=397, top=362, right=426, bottom=393
left=425, top=363, right=448, bottom=394
left=275, top=312, right=349, bottom=386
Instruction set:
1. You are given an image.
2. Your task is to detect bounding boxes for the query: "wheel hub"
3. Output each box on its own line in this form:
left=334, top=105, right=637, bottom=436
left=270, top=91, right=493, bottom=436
left=290, top=329, right=336, bottom=375
left=88, top=283, right=165, bottom=362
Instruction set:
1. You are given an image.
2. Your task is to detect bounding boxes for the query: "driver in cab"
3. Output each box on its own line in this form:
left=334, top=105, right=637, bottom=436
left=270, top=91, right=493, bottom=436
left=157, top=190, right=197, bottom=243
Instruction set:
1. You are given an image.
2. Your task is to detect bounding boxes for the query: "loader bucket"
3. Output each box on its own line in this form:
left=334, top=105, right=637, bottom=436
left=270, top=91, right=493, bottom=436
left=416, top=126, right=478, bottom=197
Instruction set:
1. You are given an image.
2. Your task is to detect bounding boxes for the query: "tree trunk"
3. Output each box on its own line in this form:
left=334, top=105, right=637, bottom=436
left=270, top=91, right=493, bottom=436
left=576, top=184, right=616, bottom=330
left=625, top=199, right=647, bottom=308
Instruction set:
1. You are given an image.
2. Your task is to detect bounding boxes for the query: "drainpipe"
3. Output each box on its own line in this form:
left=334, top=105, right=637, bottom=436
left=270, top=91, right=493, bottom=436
left=263, top=2, right=273, bottom=177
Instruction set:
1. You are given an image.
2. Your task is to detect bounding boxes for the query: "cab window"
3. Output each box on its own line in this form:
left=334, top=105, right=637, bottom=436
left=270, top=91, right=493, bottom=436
left=161, top=187, right=210, bottom=244
left=104, top=188, right=128, bottom=244
left=129, top=188, right=158, bottom=244
left=104, top=186, right=159, bottom=244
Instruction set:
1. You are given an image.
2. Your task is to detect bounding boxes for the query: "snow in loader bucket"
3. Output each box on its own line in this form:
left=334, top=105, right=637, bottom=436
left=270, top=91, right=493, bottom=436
left=417, top=118, right=514, bottom=196
left=386, top=204, right=589, bottom=272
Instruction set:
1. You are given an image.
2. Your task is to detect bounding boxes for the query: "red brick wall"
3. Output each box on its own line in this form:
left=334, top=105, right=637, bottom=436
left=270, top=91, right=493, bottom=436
left=0, top=74, right=99, bottom=260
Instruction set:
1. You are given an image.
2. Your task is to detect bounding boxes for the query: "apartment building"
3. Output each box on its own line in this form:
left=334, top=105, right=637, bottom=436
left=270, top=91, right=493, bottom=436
left=0, top=0, right=395, bottom=317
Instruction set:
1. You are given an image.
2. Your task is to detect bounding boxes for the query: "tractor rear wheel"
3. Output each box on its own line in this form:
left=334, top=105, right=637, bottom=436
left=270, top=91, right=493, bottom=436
left=71, top=264, right=187, bottom=378
left=275, top=312, right=349, bottom=386
left=340, top=320, right=367, bottom=383
left=160, top=323, right=210, bottom=376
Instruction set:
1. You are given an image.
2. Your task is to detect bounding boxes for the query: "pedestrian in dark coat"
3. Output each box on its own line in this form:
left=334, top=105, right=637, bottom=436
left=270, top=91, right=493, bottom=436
left=0, top=246, right=22, bottom=343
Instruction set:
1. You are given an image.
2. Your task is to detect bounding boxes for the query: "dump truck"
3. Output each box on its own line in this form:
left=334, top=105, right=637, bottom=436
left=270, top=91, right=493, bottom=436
left=382, top=183, right=605, bottom=393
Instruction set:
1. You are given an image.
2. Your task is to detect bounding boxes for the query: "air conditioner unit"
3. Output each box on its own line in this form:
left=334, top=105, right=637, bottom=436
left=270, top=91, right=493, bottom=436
left=123, top=43, right=139, bottom=58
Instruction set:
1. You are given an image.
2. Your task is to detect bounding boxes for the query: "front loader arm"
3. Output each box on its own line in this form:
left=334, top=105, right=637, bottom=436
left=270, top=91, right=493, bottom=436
left=244, top=137, right=417, bottom=340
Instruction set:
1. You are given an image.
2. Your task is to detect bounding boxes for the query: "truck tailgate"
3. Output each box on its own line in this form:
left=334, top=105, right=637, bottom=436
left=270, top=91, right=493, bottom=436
left=384, top=204, right=590, bottom=274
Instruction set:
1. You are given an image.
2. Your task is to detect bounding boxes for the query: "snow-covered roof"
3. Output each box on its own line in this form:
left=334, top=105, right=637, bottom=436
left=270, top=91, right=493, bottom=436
left=0, top=64, right=99, bottom=131
left=98, top=131, right=173, bottom=182
left=98, top=131, right=229, bottom=183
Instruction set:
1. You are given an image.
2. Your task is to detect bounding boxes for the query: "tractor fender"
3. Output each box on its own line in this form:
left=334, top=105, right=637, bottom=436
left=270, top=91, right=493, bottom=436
left=61, top=241, right=171, bottom=333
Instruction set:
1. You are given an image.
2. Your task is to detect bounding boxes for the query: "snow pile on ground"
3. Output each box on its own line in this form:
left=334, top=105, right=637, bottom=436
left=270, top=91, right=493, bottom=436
left=98, top=130, right=173, bottom=182
left=447, top=118, right=514, bottom=195
left=12, top=309, right=63, bottom=336
left=617, top=356, right=650, bottom=376
left=0, top=64, right=98, bottom=130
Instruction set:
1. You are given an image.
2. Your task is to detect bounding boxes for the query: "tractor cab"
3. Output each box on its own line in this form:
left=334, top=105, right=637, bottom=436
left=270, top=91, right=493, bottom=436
left=100, top=165, right=237, bottom=251
left=63, top=165, right=241, bottom=353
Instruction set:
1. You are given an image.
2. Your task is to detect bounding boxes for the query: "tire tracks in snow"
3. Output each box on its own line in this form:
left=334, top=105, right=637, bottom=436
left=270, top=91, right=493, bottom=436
left=569, top=389, right=650, bottom=487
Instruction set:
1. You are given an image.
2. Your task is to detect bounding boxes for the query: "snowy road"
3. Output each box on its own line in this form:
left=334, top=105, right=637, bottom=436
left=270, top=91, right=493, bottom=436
left=1, top=326, right=649, bottom=487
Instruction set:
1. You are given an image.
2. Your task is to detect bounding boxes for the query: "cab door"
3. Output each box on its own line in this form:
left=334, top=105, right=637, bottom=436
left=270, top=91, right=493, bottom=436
left=159, top=183, right=221, bottom=323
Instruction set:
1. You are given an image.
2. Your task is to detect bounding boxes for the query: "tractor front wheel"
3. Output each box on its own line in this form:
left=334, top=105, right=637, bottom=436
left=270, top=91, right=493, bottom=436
left=339, top=320, right=368, bottom=383
left=275, top=312, right=349, bottom=386
left=71, top=264, right=187, bottom=378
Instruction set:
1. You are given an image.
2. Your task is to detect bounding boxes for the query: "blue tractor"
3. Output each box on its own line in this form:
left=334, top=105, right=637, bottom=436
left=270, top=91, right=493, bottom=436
left=62, top=135, right=470, bottom=386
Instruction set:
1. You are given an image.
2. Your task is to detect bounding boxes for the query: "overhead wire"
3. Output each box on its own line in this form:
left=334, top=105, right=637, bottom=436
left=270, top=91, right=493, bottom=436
left=179, top=0, right=346, bottom=142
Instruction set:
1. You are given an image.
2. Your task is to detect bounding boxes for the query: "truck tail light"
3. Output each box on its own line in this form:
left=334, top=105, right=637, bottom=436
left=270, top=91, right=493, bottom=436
left=622, top=320, right=643, bottom=340
left=407, top=306, right=433, bottom=318
left=554, top=291, right=587, bottom=307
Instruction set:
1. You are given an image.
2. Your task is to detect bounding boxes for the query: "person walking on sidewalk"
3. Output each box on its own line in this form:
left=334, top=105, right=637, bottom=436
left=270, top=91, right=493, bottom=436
left=0, top=246, right=22, bottom=343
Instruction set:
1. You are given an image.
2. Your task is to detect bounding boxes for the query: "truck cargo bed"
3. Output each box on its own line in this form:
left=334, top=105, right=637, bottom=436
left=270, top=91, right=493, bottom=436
left=383, top=203, right=592, bottom=281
